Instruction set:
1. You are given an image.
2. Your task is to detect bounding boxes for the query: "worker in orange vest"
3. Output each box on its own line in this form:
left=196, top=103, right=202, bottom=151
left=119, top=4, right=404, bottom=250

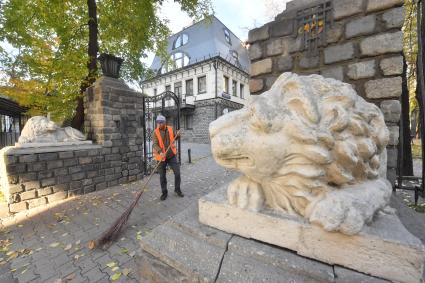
left=152, top=114, right=183, bottom=201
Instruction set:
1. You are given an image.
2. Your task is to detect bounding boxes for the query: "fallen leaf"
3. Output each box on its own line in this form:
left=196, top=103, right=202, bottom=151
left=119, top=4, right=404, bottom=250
left=88, top=241, right=96, bottom=250
left=120, top=248, right=128, bottom=254
left=21, top=268, right=27, bottom=274
left=64, top=273, right=76, bottom=281
left=106, top=262, right=116, bottom=268
left=18, top=224, right=23, bottom=228
left=75, top=240, right=81, bottom=245
left=10, top=268, right=16, bottom=272
left=111, top=272, right=121, bottom=281
left=129, top=251, right=136, bottom=257
left=64, top=244, right=72, bottom=251
left=122, top=268, right=131, bottom=276
left=50, top=242, right=60, bottom=248
left=61, top=233, right=68, bottom=237
left=111, top=266, right=119, bottom=272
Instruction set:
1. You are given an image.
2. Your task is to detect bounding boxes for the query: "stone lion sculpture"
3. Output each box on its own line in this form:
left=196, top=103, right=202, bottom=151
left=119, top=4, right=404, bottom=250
left=18, top=116, right=86, bottom=144
left=209, top=73, right=392, bottom=235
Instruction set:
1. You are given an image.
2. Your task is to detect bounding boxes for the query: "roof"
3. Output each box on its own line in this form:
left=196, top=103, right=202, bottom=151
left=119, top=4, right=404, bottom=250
left=0, top=95, right=27, bottom=117
left=150, top=15, right=250, bottom=74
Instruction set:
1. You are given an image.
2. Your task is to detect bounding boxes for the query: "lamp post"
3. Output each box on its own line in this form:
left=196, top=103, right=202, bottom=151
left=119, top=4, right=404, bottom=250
left=98, top=53, right=124, bottom=79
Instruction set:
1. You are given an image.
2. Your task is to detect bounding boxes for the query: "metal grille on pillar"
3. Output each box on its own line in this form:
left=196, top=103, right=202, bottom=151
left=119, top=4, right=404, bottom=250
left=296, top=1, right=333, bottom=56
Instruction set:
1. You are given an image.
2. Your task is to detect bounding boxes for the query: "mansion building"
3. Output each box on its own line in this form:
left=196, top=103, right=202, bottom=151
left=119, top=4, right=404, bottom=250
left=142, top=16, right=250, bottom=143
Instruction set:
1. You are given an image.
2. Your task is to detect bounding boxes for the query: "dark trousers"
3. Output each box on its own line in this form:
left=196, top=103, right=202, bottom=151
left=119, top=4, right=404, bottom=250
left=158, top=156, right=181, bottom=194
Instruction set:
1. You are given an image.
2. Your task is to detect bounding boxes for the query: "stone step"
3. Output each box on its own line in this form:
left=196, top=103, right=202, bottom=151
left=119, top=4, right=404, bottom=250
left=138, top=203, right=391, bottom=283
left=199, top=186, right=425, bottom=283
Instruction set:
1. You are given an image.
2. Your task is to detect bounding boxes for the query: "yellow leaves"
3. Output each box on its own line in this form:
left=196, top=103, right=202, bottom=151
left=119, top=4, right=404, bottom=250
left=64, top=244, right=72, bottom=251
left=106, top=262, right=116, bottom=268
left=110, top=272, right=121, bottom=281
left=136, top=231, right=142, bottom=240
left=49, top=242, right=60, bottom=248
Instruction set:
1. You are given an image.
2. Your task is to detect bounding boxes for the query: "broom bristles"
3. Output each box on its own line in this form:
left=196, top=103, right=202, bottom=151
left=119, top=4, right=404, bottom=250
left=92, top=130, right=180, bottom=249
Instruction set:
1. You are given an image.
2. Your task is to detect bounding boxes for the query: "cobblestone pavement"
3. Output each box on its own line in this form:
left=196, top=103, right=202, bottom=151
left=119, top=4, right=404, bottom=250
left=0, top=143, right=239, bottom=283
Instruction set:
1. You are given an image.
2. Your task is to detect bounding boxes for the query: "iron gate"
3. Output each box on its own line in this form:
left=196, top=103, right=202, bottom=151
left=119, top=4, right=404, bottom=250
left=142, top=91, right=181, bottom=175
left=396, top=0, right=425, bottom=203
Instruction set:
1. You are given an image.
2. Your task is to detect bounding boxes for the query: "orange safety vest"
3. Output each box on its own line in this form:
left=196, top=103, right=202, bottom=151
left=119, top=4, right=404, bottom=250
left=153, top=126, right=177, bottom=161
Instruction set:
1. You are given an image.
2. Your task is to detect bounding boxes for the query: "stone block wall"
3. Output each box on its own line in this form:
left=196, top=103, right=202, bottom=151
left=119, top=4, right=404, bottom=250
left=248, top=0, right=404, bottom=184
left=84, top=76, right=144, bottom=182
left=182, top=98, right=244, bottom=143
left=0, top=76, right=145, bottom=215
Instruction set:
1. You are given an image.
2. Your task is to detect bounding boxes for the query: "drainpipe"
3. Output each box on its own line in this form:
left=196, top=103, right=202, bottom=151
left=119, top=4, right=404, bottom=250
left=213, top=59, right=218, bottom=119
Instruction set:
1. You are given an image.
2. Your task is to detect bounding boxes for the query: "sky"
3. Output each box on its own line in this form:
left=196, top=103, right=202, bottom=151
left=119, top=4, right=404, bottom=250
left=144, top=0, right=290, bottom=65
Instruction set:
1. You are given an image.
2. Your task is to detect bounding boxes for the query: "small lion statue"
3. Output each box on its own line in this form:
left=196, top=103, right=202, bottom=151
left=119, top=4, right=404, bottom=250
left=210, top=73, right=392, bottom=235
left=18, top=116, right=86, bottom=144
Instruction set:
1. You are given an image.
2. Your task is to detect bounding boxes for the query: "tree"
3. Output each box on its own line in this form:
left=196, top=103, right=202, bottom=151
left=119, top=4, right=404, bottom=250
left=401, top=0, right=418, bottom=176
left=0, top=0, right=212, bottom=127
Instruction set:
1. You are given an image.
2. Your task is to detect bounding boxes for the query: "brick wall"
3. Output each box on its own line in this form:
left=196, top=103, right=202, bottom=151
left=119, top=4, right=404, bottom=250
left=248, top=0, right=404, bottom=184
left=182, top=98, right=244, bottom=143
left=0, top=76, right=145, bottom=215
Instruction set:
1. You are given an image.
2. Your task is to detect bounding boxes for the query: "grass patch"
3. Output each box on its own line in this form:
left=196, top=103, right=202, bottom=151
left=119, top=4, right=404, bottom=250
left=408, top=203, right=425, bottom=213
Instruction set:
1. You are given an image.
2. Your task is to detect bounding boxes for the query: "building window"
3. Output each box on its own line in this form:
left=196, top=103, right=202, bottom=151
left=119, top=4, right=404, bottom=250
left=240, top=84, right=244, bottom=99
left=165, top=85, right=171, bottom=100
left=172, top=52, right=190, bottom=69
left=174, top=82, right=182, bottom=96
left=223, top=76, right=229, bottom=93
left=186, top=79, right=193, bottom=96
left=198, top=76, right=206, bottom=94
left=224, top=29, right=231, bottom=45
left=185, top=114, right=193, bottom=129
left=232, top=80, right=237, bottom=96
left=173, top=33, right=189, bottom=49
left=231, top=51, right=238, bottom=61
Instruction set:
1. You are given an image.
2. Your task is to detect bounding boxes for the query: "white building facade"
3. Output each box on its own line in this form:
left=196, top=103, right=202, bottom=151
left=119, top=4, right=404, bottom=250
left=142, top=16, right=250, bottom=143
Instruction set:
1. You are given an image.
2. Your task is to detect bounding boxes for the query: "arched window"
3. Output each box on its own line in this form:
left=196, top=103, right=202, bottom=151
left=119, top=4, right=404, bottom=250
left=224, top=29, right=231, bottom=45
left=173, top=33, right=189, bottom=49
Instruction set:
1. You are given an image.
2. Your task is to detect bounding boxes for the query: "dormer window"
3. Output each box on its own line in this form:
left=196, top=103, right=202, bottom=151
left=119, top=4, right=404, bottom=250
left=224, top=29, right=231, bottom=45
left=172, top=52, right=190, bottom=69
left=160, top=52, right=190, bottom=74
left=231, top=50, right=238, bottom=61
left=173, top=33, right=189, bottom=49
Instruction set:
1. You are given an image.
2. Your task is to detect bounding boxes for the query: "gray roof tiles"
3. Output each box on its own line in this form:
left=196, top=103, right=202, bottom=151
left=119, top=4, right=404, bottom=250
left=150, top=16, right=250, bottom=73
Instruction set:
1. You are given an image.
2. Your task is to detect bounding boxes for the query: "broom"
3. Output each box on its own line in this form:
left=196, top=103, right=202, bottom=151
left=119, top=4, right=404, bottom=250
left=89, top=130, right=180, bottom=250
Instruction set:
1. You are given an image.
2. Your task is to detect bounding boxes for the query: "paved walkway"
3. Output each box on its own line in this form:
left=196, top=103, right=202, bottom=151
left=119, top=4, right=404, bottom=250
left=0, top=143, right=238, bottom=283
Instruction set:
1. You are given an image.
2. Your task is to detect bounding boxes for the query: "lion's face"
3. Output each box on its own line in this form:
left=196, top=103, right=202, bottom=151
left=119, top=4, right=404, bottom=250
left=210, top=96, right=290, bottom=182
left=30, top=116, right=57, bottom=135
left=210, top=73, right=389, bottom=189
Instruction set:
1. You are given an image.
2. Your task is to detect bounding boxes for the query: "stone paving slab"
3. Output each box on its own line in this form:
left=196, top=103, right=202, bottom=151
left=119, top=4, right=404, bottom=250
left=0, top=143, right=238, bottom=283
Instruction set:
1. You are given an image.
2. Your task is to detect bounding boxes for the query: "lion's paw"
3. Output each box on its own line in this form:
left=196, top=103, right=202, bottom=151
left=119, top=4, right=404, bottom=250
left=308, top=198, right=365, bottom=235
left=227, top=176, right=264, bottom=212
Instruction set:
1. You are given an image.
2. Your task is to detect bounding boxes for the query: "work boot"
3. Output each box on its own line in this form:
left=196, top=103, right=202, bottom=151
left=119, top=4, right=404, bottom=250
left=160, top=192, right=168, bottom=201
left=175, top=190, right=184, bottom=197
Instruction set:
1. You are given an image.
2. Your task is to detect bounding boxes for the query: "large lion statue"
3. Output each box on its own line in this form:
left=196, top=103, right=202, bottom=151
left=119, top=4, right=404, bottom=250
left=209, top=73, right=392, bottom=235
left=18, top=116, right=86, bottom=144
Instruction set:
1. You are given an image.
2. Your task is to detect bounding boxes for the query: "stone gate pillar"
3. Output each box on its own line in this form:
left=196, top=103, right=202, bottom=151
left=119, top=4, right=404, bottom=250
left=84, top=76, right=144, bottom=183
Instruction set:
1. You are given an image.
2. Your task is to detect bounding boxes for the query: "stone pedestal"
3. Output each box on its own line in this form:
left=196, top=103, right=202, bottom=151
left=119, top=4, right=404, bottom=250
left=138, top=203, right=397, bottom=283
left=198, top=186, right=425, bottom=283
